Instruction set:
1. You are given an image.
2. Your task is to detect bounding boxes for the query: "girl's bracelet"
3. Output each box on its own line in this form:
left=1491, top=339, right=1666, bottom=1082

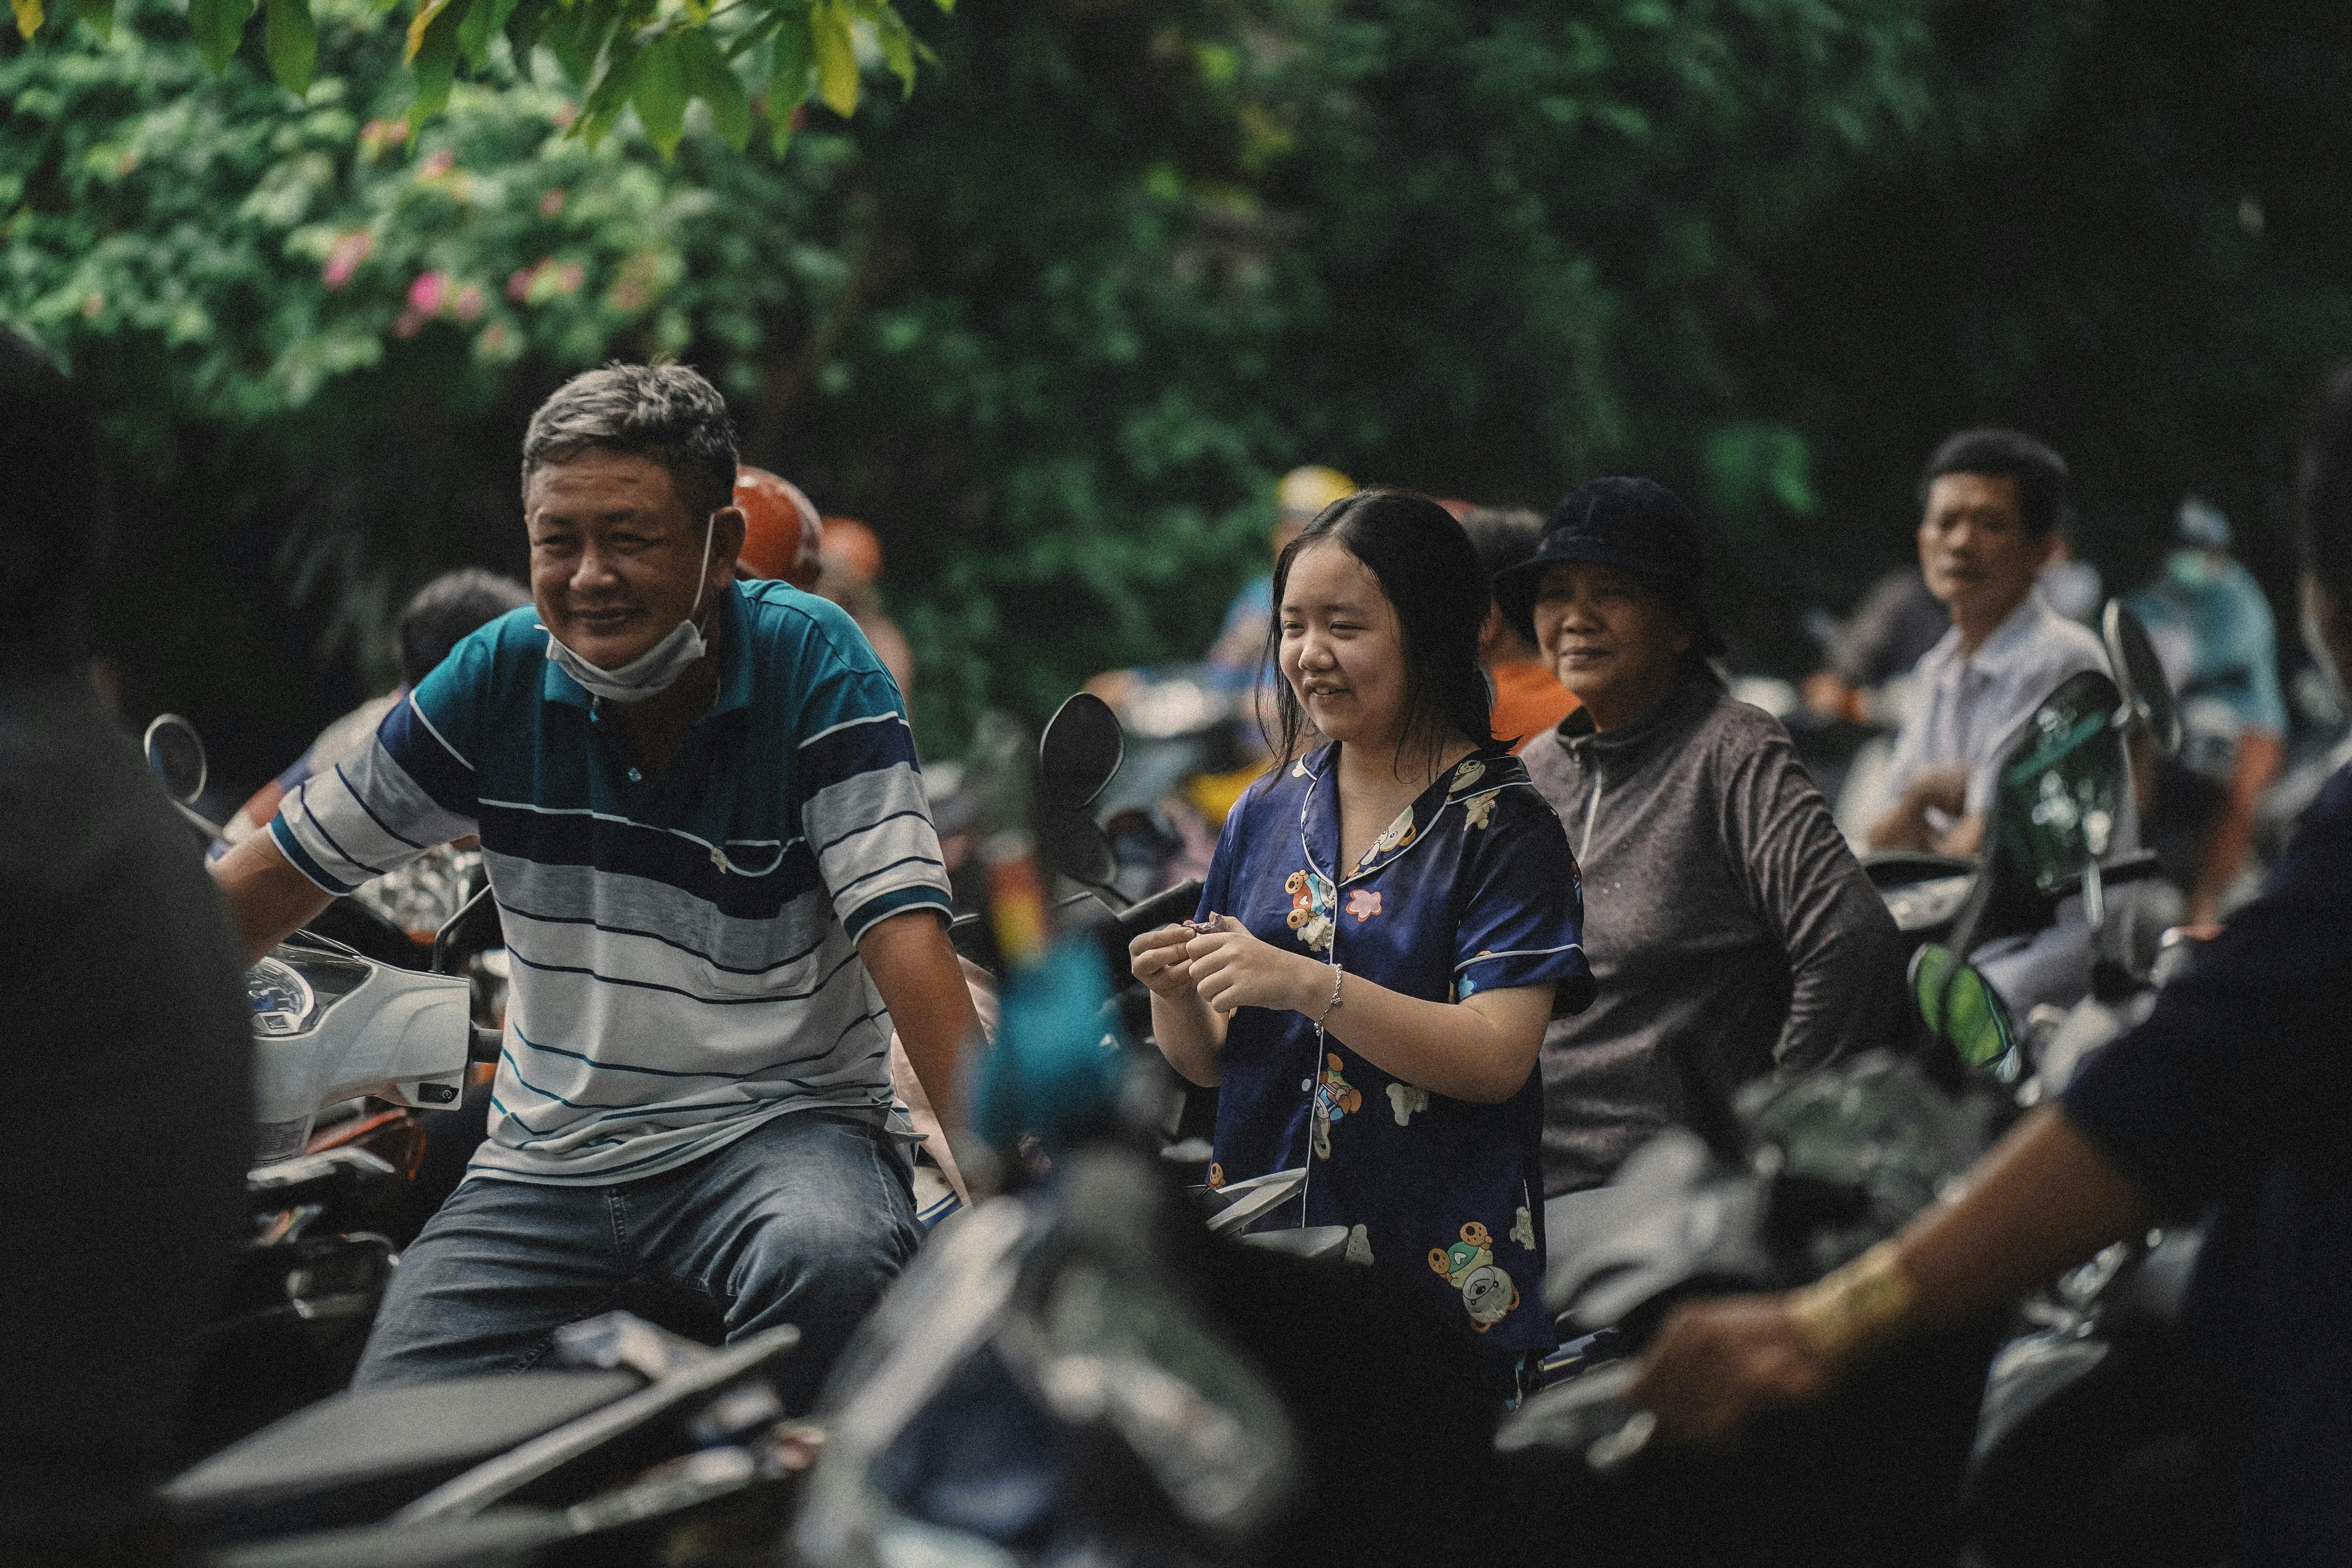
left=1313, top=964, right=1344, bottom=1029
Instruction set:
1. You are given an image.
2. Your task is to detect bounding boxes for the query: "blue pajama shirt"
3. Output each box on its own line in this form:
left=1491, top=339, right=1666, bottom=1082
left=1197, top=745, right=1593, bottom=1370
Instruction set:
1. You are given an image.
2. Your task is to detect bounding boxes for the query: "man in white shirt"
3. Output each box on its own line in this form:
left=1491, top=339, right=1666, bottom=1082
left=1868, top=429, right=2109, bottom=857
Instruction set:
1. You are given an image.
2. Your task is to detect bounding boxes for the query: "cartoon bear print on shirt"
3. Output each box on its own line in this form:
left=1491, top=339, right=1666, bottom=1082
left=1311, top=1052, right=1360, bottom=1159
left=1429, top=1220, right=1520, bottom=1332
left=1463, top=789, right=1502, bottom=830
left=1387, top=1081, right=1430, bottom=1126
left=1284, top=869, right=1336, bottom=954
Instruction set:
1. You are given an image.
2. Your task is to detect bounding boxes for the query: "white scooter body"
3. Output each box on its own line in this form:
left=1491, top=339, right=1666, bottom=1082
left=245, top=935, right=472, bottom=1161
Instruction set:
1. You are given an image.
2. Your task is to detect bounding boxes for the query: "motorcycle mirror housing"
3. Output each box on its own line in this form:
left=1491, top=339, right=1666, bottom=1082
left=1909, top=942, right=2019, bottom=1080
left=143, top=712, right=209, bottom=805
left=1988, top=668, right=2128, bottom=902
left=1037, top=691, right=1125, bottom=812
left=2102, top=600, right=2181, bottom=760
left=1036, top=805, right=1119, bottom=897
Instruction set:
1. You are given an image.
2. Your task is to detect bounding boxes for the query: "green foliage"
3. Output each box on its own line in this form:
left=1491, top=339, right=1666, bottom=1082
left=7, top=0, right=2352, bottom=773
left=12, top=0, right=938, bottom=154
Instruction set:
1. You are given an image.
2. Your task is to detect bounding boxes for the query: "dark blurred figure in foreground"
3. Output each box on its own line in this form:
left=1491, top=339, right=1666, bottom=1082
left=1635, top=367, right=2352, bottom=1567
left=2126, top=496, right=2288, bottom=924
left=1460, top=506, right=1579, bottom=750
left=0, top=334, right=252, bottom=1562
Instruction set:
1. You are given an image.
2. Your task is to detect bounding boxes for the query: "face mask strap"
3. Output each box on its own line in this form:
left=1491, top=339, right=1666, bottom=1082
left=684, top=509, right=719, bottom=627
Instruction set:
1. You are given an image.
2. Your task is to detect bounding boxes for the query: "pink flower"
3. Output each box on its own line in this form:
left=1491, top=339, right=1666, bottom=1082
left=451, top=284, right=485, bottom=323
left=392, top=308, right=425, bottom=339
left=506, top=262, right=539, bottom=302
left=608, top=280, right=646, bottom=312
left=407, top=270, right=449, bottom=316
left=478, top=322, right=512, bottom=356
left=322, top=231, right=372, bottom=289
left=538, top=188, right=566, bottom=218
left=419, top=149, right=456, bottom=178
left=556, top=263, right=584, bottom=294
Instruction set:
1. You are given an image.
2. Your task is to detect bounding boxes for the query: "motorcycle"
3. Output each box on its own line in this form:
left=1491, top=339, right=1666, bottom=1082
left=1506, top=639, right=2221, bottom=1567
left=1860, top=601, right=2182, bottom=1019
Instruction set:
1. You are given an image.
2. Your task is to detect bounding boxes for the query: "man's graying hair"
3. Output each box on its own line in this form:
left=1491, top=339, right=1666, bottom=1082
left=521, top=363, right=739, bottom=518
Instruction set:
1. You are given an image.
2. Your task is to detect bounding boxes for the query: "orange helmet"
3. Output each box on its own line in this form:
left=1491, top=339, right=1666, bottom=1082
left=821, top=516, right=883, bottom=585
left=735, top=466, right=824, bottom=588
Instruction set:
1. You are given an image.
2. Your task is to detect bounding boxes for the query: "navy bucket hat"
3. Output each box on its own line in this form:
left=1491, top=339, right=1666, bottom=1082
left=1491, top=476, right=1726, bottom=657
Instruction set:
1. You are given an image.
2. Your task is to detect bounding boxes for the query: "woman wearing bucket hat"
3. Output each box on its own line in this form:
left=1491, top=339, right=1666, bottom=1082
left=1494, top=477, right=1910, bottom=1196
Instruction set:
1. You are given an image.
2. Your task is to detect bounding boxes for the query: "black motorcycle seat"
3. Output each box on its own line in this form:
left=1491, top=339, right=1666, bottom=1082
left=165, top=1369, right=642, bottom=1543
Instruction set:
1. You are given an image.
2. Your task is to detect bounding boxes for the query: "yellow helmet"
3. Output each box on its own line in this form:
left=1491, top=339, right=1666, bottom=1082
left=1277, top=465, right=1357, bottom=519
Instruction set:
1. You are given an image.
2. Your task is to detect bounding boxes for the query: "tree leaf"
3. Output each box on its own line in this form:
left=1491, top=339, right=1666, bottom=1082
left=403, top=0, right=455, bottom=63
left=263, top=0, right=318, bottom=93
left=12, top=0, right=43, bottom=42
left=630, top=28, right=687, bottom=157
left=72, top=0, right=114, bottom=42
left=766, top=9, right=812, bottom=154
left=811, top=0, right=858, bottom=119
left=576, top=25, right=643, bottom=144
left=677, top=26, right=750, bottom=151
left=867, top=2, right=914, bottom=98
left=189, top=0, right=258, bottom=72
left=454, top=0, right=517, bottom=71
left=404, top=0, right=465, bottom=127
left=501, top=0, right=547, bottom=66
left=545, top=0, right=620, bottom=86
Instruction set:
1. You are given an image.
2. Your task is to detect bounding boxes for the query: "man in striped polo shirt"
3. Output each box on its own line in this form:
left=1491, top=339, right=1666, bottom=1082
left=210, top=364, right=976, bottom=1408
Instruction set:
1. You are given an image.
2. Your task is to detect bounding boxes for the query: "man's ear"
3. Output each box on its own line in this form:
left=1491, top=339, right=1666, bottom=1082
left=710, top=505, right=748, bottom=582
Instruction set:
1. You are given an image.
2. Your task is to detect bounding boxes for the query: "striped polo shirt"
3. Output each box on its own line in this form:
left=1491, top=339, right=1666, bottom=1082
left=269, top=580, right=952, bottom=1185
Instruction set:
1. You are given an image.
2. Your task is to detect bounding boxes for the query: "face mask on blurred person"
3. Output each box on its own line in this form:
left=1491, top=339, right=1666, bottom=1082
left=543, top=512, right=718, bottom=703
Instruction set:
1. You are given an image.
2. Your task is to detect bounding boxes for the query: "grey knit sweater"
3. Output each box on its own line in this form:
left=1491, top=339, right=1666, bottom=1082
left=1522, top=672, right=1910, bottom=1195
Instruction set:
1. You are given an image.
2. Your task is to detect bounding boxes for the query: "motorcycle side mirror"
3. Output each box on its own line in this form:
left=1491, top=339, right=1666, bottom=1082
left=1987, top=668, right=2127, bottom=905
left=1037, top=691, right=1124, bottom=813
left=2102, top=600, right=2181, bottom=759
left=143, top=713, right=209, bottom=806
left=1909, top=942, right=2018, bottom=1079
left=1036, top=805, right=1120, bottom=903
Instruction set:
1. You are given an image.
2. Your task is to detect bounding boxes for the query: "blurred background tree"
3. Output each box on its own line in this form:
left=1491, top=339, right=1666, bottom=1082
left=5, top=0, right=2351, bottom=784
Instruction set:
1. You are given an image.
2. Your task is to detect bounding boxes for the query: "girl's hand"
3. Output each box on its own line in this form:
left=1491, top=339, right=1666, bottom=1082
left=1129, top=924, right=1199, bottom=1000
left=1187, top=915, right=1322, bottom=1017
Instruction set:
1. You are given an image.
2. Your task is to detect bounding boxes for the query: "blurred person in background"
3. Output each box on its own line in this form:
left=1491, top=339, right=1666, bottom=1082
left=1866, top=429, right=2109, bottom=856
left=219, top=567, right=529, bottom=846
left=215, top=568, right=529, bottom=944
left=733, top=465, right=825, bottom=589
left=1200, top=464, right=1358, bottom=692
left=0, top=331, right=251, bottom=1566
left=1495, top=479, right=1907, bottom=1196
left=1632, top=366, right=2352, bottom=1567
left=814, top=514, right=915, bottom=697
left=1460, top=505, right=1579, bottom=750
left=2126, top=496, right=2287, bottom=924
left=1803, top=564, right=1947, bottom=727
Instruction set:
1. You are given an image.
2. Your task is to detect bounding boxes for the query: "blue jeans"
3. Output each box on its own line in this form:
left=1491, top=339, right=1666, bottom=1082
left=352, top=1110, right=919, bottom=1413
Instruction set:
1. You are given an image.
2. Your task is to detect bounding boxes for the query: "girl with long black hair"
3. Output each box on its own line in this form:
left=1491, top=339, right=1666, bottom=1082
left=1131, top=488, right=1594, bottom=1397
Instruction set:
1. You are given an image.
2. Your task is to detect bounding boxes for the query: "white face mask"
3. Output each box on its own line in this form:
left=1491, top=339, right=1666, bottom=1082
left=543, top=511, right=719, bottom=704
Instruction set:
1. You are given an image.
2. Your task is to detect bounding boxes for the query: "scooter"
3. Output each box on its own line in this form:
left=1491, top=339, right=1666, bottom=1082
left=1861, top=601, right=2181, bottom=1010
